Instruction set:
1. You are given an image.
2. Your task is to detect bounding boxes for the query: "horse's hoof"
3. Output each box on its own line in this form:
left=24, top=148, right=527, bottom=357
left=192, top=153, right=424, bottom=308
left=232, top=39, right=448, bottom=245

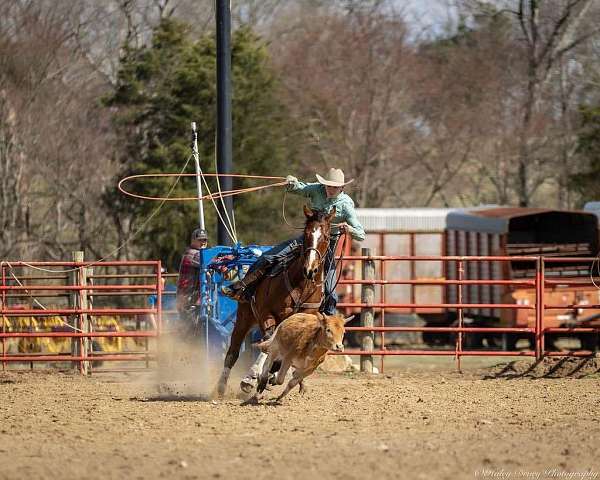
left=240, top=376, right=256, bottom=394
left=214, top=383, right=227, bottom=399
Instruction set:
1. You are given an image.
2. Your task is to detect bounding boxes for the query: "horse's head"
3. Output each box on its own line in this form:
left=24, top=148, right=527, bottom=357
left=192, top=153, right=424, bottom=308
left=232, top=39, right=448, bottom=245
left=302, top=205, right=335, bottom=280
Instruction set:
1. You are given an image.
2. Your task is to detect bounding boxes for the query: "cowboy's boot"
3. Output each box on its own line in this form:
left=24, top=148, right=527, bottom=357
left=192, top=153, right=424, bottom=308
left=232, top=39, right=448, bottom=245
left=262, top=323, right=276, bottom=340
left=221, top=264, right=269, bottom=303
left=220, top=282, right=247, bottom=302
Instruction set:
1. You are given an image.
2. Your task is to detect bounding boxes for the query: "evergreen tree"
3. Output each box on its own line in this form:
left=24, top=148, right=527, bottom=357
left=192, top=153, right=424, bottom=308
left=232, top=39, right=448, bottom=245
left=106, top=19, right=299, bottom=269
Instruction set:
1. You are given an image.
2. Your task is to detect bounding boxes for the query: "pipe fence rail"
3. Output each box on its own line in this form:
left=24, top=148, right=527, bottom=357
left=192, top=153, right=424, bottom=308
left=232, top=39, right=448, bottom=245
left=1, top=255, right=162, bottom=374
left=1, top=251, right=599, bottom=375
left=335, top=249, right=600, bottom=372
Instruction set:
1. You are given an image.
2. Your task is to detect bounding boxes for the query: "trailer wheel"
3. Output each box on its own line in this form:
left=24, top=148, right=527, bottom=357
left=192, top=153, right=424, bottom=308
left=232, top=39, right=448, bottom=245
left=544, top=333, right=560, bottom=351
left=495, top=333, right=519, bottom=351
left=578, top=332, right=598, bottom=352
left=462, top=332, right=484, bottom=350
left=422, top=331, right=452, bottom=347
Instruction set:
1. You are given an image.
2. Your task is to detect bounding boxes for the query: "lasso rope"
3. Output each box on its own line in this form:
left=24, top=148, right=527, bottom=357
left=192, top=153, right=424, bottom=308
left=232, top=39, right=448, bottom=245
left=17, top=168, right=286, bottom=275
left=282, top=190, right=305, bottom=230
left=118, top=173, right=287, bottom=202
left=118, top=171, right=289, bottom=244
left=12, top=154, right=195, bottom=274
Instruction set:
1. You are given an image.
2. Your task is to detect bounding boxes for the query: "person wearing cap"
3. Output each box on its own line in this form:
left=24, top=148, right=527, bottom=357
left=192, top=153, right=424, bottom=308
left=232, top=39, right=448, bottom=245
left=222, top=167, right=364, bottom=317
left=176, top=228, right=208, bottom=335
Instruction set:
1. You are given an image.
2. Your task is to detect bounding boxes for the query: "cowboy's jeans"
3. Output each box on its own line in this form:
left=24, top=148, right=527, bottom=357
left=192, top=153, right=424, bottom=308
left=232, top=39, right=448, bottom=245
left=243, top=235, right=339, bottom=314
left=321, top=239, right=339, bottom=315
left=244, top=235, right=303, bottom=278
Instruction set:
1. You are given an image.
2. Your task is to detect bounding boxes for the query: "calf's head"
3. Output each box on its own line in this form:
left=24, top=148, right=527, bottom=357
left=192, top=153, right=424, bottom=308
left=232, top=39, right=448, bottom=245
left=319, top=313, right=354, bottom=352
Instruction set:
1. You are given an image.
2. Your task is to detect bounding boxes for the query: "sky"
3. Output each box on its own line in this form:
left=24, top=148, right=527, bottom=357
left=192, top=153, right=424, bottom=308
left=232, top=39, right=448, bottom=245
left=399, top=0, right=459, bottom=38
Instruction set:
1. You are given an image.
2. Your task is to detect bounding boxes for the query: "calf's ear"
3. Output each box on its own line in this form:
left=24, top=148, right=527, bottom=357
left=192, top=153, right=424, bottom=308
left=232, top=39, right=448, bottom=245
left=343, top=315, right=355, bottom=325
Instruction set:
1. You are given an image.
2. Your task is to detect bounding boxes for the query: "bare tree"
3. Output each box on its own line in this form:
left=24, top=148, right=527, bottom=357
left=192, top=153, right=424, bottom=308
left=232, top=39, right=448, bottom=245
left=487, top=0, right=600, bottom=206
left=271, top=1, right=415, bottom=207
left=0, top=0, right=118, bottom=260
left=0, top=91, right=29, bottom=258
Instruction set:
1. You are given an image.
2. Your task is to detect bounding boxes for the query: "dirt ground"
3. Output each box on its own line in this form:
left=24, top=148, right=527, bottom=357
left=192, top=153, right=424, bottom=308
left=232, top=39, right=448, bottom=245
left=1, top=356, right=600, bottom=480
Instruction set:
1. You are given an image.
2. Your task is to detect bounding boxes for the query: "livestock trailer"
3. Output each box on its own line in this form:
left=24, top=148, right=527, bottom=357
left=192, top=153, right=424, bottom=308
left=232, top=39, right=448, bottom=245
left=445, top=207, right=600, bottom=349
left=344, top=208, right=460, bottom=347
left=344, top=207, right=600, bottom=349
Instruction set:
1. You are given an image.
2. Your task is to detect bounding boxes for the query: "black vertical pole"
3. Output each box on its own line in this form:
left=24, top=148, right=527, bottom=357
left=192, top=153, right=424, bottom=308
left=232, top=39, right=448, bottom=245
left=216, top=0, right=234, bottom=246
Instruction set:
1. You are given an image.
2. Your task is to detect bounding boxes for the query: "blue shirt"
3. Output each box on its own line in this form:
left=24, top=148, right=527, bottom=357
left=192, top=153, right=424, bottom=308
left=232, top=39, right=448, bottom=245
left=287, top=180, right=365, bottom=241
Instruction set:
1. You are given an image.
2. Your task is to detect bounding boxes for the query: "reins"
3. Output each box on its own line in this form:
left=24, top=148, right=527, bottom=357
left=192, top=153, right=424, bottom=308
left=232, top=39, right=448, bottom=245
left=270, top=219, right=330, bottom=314
left=302, top=246, right=326, bottom=266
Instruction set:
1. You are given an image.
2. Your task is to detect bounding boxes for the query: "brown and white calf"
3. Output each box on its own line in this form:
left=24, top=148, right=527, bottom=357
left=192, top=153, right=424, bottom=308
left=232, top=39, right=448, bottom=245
left=254, top=312, right=353, bottom=402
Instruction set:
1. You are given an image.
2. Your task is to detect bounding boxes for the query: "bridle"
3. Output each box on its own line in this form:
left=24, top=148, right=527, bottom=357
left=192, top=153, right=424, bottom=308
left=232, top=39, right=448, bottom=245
left=302, top=224, right=330, bottom=271
left=303, top=246, right=325, bottom=264
left=275, top=217, right=337, bottom=314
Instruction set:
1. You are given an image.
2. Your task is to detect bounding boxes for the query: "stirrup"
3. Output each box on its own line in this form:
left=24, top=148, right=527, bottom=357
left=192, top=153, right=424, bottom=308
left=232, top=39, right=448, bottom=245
left=221, top=284, right=248, bottom=303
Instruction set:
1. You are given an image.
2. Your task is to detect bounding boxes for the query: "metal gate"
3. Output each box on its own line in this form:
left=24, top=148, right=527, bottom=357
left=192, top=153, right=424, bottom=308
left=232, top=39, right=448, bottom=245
left=336, top=250, right=600, bottom=372
left=0, top=259, right=162, bottom=374
left=2, top=253, right=598, bottom=375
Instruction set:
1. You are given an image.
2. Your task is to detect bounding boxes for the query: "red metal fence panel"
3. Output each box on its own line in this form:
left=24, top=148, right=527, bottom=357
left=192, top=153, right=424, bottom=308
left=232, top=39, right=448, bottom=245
left=335, top=253, right=600, bottom=372
left=2, top=254, right=598, bottom=375
left=0, top=260, right=162, bottom=373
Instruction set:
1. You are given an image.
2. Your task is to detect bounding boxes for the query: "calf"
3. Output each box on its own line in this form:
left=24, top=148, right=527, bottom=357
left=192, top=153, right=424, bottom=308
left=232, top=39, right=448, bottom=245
left=254, top=312, right=353, bottom=402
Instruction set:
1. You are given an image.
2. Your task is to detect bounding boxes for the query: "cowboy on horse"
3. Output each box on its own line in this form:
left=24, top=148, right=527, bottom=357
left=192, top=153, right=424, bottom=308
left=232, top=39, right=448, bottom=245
left=222, top=167, right=365, bottom=326
left=215, top=167, right=364, bottom=397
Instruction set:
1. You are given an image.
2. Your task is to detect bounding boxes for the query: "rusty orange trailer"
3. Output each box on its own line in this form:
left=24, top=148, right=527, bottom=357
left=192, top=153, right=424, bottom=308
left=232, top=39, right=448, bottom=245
left=343, top=207, right=600, bottom=349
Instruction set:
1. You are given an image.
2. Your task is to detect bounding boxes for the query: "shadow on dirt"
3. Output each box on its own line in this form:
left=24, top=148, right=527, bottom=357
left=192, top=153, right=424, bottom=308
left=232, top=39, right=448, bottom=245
left=239, top=394, right=284, bottom=407
left=483, top=356, right=600, bottom=379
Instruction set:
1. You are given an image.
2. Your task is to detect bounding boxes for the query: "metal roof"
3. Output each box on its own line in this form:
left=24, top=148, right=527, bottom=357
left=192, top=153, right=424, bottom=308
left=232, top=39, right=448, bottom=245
left=356, top=208, right=460, bottom=232
left=584, top=201, right=600, bottom=220
left=466, top=207, right=551, bottom=218
left=447, top=207, right=597, bottom=234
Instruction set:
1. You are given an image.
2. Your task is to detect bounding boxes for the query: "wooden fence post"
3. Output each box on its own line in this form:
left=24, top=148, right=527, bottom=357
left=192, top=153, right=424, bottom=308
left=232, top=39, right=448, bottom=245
left=69, top=251, right=90, bottom=375
left=360, top=247, right=375, bottom=373
left=83, top=265, right=92, bottom=374
left=1, top=264, right=6, bottom=372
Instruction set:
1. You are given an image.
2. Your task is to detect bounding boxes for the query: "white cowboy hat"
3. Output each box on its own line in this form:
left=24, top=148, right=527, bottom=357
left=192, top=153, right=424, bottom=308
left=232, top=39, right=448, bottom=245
left=315, top=167, right=354, bottom=187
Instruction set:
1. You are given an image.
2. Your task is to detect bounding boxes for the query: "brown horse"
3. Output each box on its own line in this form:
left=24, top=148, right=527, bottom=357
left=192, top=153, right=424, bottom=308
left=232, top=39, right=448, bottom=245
left=215, top=205, right=335, bottom=397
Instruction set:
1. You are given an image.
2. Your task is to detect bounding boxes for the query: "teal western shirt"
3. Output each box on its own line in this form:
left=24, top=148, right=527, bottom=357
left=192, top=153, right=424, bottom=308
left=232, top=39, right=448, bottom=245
left=287, top=180, right=365, bottom=241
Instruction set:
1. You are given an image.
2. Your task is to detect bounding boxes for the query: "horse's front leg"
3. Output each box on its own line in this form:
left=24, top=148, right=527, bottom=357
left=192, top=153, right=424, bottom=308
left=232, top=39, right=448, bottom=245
left=215, top=308, right=253, bottom=398
left=240, top=313, right=277, bottom=393
left=240, top=351, right=267, bottom=393
left=256, top=352, right=276, bottom=394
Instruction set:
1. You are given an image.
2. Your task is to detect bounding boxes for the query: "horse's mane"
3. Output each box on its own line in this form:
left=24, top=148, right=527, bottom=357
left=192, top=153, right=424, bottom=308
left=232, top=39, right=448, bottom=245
left=305, top=209, right=330, bottom=225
